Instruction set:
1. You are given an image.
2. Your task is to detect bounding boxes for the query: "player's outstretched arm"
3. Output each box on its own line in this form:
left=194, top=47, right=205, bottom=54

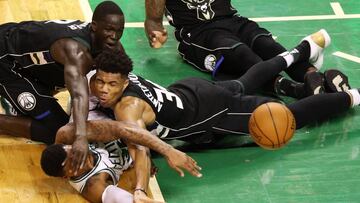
left=50, top=38, right=92, bottom=175
left=56, top=120, right=202, bottom=178
left=145, top=0, right=168, bottom=48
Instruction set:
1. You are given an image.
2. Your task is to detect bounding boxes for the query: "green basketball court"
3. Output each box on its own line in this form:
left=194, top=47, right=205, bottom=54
left=89, top=1, right=360, bottom=202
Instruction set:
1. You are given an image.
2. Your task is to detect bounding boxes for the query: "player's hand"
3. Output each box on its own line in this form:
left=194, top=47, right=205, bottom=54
left=165, top=148, right=202, bottom=178
left=144, top=19, right=168, bottom=48
left=134, top=190, right=165, bottom=203
left=150, top=159, right=159, bottom=177
left=70, top=136, right=89, bottom=175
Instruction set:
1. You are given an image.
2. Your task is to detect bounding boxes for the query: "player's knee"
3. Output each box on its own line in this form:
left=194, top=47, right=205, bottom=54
left=252, top=35, right=286, bottom=59
left=220, top=45, right=262, bottom=72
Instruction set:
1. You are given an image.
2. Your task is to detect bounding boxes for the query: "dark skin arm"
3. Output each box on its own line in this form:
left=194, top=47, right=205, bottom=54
left=114, top=97, right=155, bottom=202
left=56, top=119, right=202, bottom=178
left=145, top=0, right=168, bottom=48
left=114, top=96, right=202, bottom=178
left=50, top=38, right=92, bottom=174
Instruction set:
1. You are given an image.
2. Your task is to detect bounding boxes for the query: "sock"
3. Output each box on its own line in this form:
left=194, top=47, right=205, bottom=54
left=289, top=41, right=311, bottom=64
left=347, top=89, right=360, bottom=107
left=278, top=51, right=294, bottom=68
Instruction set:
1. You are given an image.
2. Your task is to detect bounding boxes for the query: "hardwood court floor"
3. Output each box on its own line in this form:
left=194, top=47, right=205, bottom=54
left=106, top=0, right=360, bottom=202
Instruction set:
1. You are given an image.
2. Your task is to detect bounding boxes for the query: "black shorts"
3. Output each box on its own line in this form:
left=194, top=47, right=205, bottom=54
left=0, top=25, right=67, bottom=122
left=160, top=78, right=277, bottom=144
left=176, top=16, right=271, bottom=78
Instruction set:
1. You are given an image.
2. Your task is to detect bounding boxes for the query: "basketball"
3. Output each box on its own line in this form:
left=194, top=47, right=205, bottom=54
left=248, top=102, right=296, bottom=149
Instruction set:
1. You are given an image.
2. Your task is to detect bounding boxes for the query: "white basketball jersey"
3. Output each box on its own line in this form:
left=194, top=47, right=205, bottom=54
left=69, top=146, right=132, bottom=193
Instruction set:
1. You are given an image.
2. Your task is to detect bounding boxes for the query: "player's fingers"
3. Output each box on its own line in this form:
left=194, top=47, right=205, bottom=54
left=162, top=29, right=167, bottom=35
left=173, top=166, right=184, bottom=177
left=186, top=162, right=202, bottom=178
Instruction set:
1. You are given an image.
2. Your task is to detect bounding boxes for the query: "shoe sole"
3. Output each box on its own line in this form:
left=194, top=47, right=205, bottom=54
left=324, top=69, right=351, bottom=92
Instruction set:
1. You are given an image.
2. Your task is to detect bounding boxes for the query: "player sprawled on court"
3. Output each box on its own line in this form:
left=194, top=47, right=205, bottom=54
left=144, top=0, right=350, bottom=98
left=41, top=122, right=166, bottom=203
left=0, top=1, right=125, bottom=173
left=88, top=29, right=359, bottom=151
left=41, top=113, right=202, bottom=202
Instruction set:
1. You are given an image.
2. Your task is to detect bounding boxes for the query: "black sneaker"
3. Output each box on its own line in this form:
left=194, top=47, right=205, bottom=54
left=304, top=71, right=325, bottom=96
left=274, top=76, right=305, bottom=99
left=324, top=69, right=351, bottom=92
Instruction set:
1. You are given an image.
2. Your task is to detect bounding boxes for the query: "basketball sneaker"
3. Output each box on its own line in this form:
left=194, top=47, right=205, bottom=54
left=303, top=71, right=325, bottom=96
left=323, top=69, right=351, bottom=92
left=301, top=29, right=331, bottom=70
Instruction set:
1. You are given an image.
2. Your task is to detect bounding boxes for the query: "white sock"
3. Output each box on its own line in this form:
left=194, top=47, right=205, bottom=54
left=347, top=89, right=360, bottom=107
left=278, top=51, right=294, bottom=68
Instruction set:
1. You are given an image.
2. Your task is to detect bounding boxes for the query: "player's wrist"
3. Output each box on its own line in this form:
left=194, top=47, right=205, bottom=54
left=134, top=188, right=147, bottom=196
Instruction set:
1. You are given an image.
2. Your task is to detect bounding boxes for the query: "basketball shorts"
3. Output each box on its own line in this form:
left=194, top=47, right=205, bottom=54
left=176, top=16, right=271, bottom=79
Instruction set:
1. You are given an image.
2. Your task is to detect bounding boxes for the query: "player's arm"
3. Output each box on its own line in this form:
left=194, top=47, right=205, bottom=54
left=50, top=38, right=91, bottom=174
left=145, top=0, right=168, bottom=48
left=114, top=97, right=156, bottom=202
left=82, top=173, right=133, bottom=203
left=56, top=121, right=202, bottom=178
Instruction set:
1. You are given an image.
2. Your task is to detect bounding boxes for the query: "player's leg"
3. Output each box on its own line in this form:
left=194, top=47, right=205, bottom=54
left=217, top=29, right=332, bottom=95
left=177, top=27, right=263, bottom=79
left=212, top=95, right=277, bottom=134
left=286, top=90, right=359, bottom=129
left=0, top=68, right=69, bottom=144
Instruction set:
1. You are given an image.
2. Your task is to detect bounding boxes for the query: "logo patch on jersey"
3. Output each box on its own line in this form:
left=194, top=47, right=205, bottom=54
left=17, top=92, right=36, bottom=111
left=182, top=0, right=215, bottom=20
left=204, top=54, right=217, bottom=71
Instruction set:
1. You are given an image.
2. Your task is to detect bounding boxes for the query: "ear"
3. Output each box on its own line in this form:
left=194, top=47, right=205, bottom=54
left=91, top=21, right=98, bottom=32
left=122, top=78, right=129, bottom=91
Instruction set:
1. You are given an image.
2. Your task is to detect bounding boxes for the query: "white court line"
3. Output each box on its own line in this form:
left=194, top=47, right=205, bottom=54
left=333, top=51, right=360, bottom=64
left=124, top=13, right=360, bottom=27
left=79, top=1, right=360, bottom=27
left=124, top=2, right=360, bottom=27
left=331, top=2, right=345, bottom=16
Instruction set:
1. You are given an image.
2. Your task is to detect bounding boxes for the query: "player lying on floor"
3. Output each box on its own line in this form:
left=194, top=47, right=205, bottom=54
left=86, top=29, right=359, bottom=150
left=41, top=118, right=193, bottom=203
left=144, top=0, right=350, bottom=99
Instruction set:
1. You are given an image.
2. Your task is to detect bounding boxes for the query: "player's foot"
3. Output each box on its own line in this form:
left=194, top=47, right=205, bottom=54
left=274, top=76, right=305, bottom=99
left=324, top=69, right=351, bottom=92
left=304, top=71, right=325, bottom=96
left=301, top=29, right=331, bottom=70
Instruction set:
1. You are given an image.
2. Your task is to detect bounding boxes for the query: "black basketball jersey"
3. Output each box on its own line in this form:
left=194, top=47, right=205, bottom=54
left=125, top=73, right=187, bottom=128
left=123, top=74, right=232, bottom=142
left=2, top=20, right=92, bottom=89
left=165, top=0, right=237, bottom=29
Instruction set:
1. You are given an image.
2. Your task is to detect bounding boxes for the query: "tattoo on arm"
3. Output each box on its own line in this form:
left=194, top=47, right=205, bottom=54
left=86, top=120, right=172, bottom=156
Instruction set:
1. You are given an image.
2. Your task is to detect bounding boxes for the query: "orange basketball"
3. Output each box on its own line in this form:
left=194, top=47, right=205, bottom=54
left=248, top=102, right=296, bottom=149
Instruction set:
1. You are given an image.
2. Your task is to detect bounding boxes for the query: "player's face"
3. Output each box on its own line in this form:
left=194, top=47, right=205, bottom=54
left=93, top=70, right=129, bottom=108
left=62, top=145, right=93, bottom=178
left=92, top=14, right=125, bottom=51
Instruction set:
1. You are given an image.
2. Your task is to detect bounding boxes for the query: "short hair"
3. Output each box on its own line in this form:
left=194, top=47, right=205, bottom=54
left=40, top=144, right=67, bottom=177
left=95, top=49, right=133, bottom=76
left=92, top=1, right=123, bottom=21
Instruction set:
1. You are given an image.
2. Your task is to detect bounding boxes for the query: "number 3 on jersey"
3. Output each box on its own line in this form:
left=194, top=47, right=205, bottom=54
left=146, top=80, right=184, bottom=109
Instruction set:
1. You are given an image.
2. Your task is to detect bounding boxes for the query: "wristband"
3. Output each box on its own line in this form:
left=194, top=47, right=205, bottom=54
left=134, top=188, right=147, bottom=196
